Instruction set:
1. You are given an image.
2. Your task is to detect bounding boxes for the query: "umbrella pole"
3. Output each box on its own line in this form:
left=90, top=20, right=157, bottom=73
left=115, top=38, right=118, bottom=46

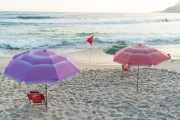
left=137, top=66, right=140, bottom=91
left=45, top=84, right=48, bottom=110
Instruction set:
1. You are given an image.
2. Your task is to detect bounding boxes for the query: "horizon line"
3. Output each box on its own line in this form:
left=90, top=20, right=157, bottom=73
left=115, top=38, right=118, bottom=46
left=0, top=10, right=161, bottom=14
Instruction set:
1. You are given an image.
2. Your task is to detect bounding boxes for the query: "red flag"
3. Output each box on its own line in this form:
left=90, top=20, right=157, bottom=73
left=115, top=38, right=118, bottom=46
left=86, top=36, right=93, bottom=46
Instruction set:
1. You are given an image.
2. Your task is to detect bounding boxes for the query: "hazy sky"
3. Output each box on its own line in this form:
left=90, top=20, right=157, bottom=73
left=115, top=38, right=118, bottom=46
left=0, top=0, right=178, bottom=13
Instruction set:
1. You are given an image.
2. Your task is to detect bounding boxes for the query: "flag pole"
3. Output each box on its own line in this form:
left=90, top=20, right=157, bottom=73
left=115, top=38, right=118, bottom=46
left=89, top=45, right=92, bottom=65
left=86, top=35, right=93, bottom=65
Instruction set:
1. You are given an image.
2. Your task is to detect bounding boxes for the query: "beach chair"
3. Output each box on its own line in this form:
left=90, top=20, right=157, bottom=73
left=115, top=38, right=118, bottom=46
left=122, top=64, right=131, bottom=73
left=120, top=64, right=132, bottom=80
left=27, top=90, right=45, bottom=105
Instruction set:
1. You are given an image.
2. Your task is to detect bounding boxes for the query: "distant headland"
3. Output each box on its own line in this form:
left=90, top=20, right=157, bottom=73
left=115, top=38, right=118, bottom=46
left=162, top=0, right=180, bottom=13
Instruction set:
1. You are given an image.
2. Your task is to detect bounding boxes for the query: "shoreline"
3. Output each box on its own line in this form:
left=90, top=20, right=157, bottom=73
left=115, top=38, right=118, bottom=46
left=1, top=45, right=180, bottom=72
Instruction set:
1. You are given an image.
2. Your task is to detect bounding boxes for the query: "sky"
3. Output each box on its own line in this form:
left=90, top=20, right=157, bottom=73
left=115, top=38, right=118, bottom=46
left=0, top=0, right=178, bottom=13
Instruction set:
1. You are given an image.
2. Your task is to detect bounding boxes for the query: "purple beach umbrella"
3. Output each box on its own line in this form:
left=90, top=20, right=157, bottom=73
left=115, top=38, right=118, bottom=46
left=4, top=50, right=80, bottom=110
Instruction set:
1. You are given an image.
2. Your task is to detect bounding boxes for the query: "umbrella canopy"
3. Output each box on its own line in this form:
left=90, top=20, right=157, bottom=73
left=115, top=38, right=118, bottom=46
left=113, top=44, right=170, bottom=91
left=4, top=50, right=80, bottom=110
left=114, top=44, right=170, bottom=66
left=4, top=50, right=80, bottom=84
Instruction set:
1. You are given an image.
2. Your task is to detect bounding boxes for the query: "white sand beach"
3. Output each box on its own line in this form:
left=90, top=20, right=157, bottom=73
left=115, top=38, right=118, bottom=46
left=0, top=47, right=180, bottom=120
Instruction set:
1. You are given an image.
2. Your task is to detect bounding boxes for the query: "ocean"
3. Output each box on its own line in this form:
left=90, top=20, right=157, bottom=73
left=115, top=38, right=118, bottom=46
left=0, top=11, right=180, bottom=56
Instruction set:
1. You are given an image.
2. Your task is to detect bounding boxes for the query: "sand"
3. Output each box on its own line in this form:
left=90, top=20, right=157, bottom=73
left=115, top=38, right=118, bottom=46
left=0, top=47, right=180, bottom=120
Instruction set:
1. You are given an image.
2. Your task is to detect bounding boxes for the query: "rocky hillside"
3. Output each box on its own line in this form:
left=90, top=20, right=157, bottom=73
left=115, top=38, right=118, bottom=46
left=163, top=0, right=180, bottom=13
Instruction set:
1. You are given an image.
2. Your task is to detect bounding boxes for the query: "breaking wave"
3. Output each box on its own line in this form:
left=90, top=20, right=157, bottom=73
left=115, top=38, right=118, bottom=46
left=15, top=16, right=57, bottom=19
left=0, top=40, right=76, bottom=50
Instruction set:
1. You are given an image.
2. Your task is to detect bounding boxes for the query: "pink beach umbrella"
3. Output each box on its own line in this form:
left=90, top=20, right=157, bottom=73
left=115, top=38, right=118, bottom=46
left=113, top=44, right=170, bottom=91
left=4, top=50, right=80, bottom=110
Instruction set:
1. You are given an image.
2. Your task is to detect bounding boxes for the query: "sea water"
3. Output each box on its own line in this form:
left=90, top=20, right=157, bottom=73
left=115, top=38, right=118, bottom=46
left=0, top=11, right=180, bottom=56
